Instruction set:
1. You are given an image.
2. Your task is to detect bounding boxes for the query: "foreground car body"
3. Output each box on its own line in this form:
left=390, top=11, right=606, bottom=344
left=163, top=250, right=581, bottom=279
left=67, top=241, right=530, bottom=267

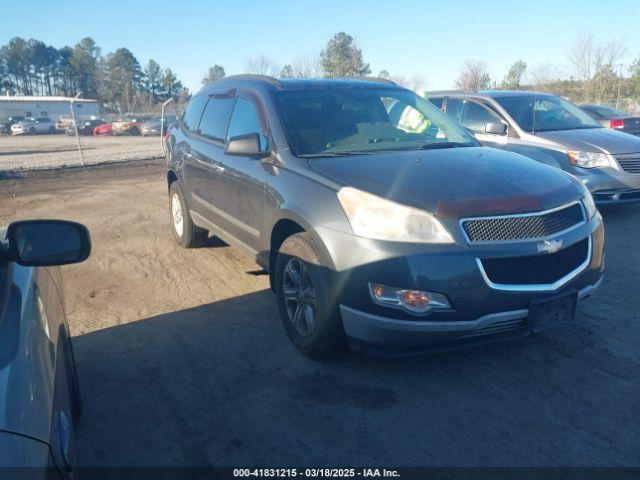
left=428, top=90, right=640, bottom=204
left=167, top=76, right=604, bottom=357
left=0, top=220, right=91, bottom=478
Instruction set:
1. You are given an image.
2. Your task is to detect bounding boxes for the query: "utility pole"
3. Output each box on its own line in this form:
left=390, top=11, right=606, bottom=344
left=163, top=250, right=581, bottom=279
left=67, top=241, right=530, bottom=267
left=69, top=92, right=85, bottom=166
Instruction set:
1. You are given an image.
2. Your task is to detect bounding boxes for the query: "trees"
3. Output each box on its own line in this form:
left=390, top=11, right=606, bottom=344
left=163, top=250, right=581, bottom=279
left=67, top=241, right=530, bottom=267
left=501, top=60, right=527, bottom=89
left=567, top=31, right=627, bottom=102
left=0, top=36, right=190, bottom=113
left=320, top=32, right=370, bottom=78
left=103, top=48, right=143, bottom=112
left=201, top=65, right=225, bottom=84
left=455, top=61, right=492, bottom=91
left=245, top=55, right=281, bottom=76
left=69, top=37, right=101, bottom=99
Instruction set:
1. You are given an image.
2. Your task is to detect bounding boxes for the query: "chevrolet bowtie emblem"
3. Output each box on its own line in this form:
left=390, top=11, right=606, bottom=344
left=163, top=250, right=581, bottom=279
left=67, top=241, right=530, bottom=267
left=538, top=239, right=563, bottom=254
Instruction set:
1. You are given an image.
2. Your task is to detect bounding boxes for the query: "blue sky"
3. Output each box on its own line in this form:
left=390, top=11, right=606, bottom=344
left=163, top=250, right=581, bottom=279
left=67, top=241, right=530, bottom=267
left=2, top=0, right=639, bottom=93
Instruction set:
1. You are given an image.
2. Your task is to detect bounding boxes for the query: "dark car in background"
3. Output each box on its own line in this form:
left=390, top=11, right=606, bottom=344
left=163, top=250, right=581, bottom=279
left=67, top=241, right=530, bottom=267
left=0, top=220, right=91, bottom=479
left=65, top=119, right=106, bottom=136
left=580, top=104, right=640, bottom=136
left=167, top=76, right=604, bottom=358
left=428, top=90, right=640, bottom=204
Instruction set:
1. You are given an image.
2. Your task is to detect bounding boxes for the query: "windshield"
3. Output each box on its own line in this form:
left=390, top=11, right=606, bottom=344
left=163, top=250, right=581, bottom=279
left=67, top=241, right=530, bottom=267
left=494, top=94, right=602, bottom=133
left=273, top=87, right=478, bottom=157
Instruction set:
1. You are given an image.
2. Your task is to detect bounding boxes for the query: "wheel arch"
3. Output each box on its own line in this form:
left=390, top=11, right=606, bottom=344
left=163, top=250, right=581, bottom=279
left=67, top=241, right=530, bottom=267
left=267, top=211, right=337, bottom=292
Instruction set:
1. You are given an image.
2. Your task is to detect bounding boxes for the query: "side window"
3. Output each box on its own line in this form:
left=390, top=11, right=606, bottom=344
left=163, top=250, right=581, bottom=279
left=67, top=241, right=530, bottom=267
left=444, top=98, right=463, bottom=122
left=181, top=95, right=209, bottom=132
left=227, top=97, right=268, bottom=150
left=428, top=97, right=444, bottom=109
left=198, top=97, right=236, bottom=142
left=460, top=101, right=503, bottom=134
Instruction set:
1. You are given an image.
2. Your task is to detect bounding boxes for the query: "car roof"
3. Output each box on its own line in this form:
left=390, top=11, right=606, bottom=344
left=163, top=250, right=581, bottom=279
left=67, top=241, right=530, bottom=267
left=198, top=74, right=400, bottom=95
left=427, top=89, right=552, bottom=99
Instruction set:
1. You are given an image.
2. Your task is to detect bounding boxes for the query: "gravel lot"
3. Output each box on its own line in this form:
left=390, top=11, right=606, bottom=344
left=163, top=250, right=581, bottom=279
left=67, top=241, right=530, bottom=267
left=0, top=133, right=164, bottom=172
left=0, top=162, right=638, bottom=469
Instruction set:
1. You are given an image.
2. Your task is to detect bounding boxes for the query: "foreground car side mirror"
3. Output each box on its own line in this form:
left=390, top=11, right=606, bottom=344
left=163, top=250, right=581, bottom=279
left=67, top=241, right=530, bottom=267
left=485, top=122, right=508, bottom=135
left=5, top=220, right=91, bottom=267
left=225, top=133, right=269, bottom=158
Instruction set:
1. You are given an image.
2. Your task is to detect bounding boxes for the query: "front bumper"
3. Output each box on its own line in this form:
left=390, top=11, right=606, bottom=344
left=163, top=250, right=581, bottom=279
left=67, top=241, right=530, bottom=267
left=571, top=166, right=640, bottom=204
left=341, top=277, right=602, bottom=354
left=317, top=210, right=605, bottom=353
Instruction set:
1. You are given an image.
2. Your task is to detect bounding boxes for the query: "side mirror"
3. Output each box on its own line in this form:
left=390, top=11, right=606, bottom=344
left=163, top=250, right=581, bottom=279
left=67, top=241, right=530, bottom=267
left=485, top=122, right=508, bottom=135
left=6, top=220, right=91, bottom=267
left=225, top=133, right=269, bottom=157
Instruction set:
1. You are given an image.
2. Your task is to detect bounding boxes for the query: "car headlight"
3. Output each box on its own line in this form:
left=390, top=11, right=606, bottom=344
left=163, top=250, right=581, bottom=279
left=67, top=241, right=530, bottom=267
left=567, top=151, right=612, bottom=169
left=336, top=187, right=454, bottom=243
left=579, top=181, right=597, bottom=219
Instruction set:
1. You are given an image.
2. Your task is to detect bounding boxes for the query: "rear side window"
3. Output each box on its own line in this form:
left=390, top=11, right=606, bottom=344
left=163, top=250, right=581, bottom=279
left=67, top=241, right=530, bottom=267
left=198, top=97, right=236, bottom=142
left=181, top=95, right=208, bottom=132
left=227, top=98, right=268, bottom=150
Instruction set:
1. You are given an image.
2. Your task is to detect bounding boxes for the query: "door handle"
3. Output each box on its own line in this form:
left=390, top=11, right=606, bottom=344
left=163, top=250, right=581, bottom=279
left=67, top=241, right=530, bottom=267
left=212, top=164, right=225, bottom=173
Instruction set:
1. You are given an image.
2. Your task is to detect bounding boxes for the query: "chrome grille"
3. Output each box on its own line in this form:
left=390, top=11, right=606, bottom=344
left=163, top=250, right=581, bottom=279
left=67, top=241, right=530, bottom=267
left=462, top=203, right=584, bottom=243
left=615, top=153, right=640, bottom=174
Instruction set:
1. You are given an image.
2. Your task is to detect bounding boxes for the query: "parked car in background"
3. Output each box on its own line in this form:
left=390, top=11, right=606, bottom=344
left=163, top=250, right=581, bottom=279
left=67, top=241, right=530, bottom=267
left=0, top=115, right=25, bottom=134
left=93, top=122, right=112, bottom=136
left=0, top=220, right=91, bottom=478
left=579, top=104, right=640, bottom=136
left=55, top=115, right=74, bottom=132
left=167, top=76, right=604, bottom=358
left=141, top=115, right=177, bottom=136
left=65, top=119, right=106, bottom=136
left=111, top=116, right=146, bottom=135
left=11, top=117, right=55, bottom=135
left=428, top=90, right=640, bottom=204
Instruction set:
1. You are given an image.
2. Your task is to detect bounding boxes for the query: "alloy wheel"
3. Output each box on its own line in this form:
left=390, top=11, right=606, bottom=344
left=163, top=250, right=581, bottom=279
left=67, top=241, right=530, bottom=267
left=171, top=193, right=184, bottom=237
left=282, top=257, right=318, bottom=337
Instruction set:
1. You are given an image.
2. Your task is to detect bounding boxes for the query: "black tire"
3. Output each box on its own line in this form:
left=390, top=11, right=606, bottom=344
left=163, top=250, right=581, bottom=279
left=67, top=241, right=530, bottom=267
left=130, top=127, right=140, bottom=136
left=275, top=232, right=345, bottom=359
left=169, top=182, right=208, bottom=248
left=29, top=127, right=36, bottom=135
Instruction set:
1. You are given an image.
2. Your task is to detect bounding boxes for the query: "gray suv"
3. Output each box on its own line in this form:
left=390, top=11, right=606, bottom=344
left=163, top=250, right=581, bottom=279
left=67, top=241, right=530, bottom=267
left=167, top=76, right=604, bottom=358
left=428, top=90, right=640, bottom=204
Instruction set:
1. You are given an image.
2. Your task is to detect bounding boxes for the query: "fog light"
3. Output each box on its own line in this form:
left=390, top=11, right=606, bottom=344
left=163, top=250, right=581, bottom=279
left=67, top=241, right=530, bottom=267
left=368, top=283, right=451, bottom=314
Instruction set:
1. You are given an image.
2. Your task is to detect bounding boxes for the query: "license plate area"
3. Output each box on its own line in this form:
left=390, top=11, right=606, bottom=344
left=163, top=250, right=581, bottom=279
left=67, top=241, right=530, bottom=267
left=528, top=291, right=578, bottom=333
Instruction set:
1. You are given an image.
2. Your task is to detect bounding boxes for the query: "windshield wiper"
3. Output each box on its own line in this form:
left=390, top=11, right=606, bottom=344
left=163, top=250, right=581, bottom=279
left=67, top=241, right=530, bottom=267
left=298, top=151, right=377, bottom=158
left=408, top=142, right=475, bottom=150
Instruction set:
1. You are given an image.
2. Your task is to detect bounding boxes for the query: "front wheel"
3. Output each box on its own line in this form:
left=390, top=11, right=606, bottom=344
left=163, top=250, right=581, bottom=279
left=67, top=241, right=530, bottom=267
left=275, top=232, right=345, bottom=359
left=169, top=182, right=208, bottom=248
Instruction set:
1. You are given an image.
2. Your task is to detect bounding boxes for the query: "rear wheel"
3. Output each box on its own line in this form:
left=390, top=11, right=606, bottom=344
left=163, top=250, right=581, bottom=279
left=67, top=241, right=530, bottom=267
left=130, top=127, right=140, bottom=136
left=29, top=127, right=36, bottom=135
left=169, top=182, right=208, bottom=248
left=275, top=232, right=345, bottom=359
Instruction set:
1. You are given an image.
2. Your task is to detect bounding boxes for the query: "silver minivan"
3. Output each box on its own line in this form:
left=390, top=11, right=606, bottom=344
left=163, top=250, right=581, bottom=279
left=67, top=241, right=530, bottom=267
left=428, top=90, right=640, bottom=204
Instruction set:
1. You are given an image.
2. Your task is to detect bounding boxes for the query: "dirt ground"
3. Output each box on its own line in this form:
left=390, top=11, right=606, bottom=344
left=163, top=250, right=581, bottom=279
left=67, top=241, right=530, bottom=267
left=0, top=161, right=639, bottom=468
left=0, top=134, right=163, bottom=172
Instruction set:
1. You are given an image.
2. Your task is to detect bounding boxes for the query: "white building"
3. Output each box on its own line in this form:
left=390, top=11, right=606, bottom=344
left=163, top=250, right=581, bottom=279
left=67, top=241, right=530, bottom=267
left=0, top=95, right=100, bottom=122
